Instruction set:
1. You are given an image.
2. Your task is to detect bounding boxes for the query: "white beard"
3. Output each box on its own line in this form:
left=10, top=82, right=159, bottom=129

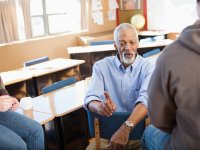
left=122, top=52, right=135, bottom=65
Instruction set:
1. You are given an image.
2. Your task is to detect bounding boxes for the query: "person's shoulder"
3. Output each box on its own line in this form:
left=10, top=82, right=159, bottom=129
left=94, top=56, right=115, bottom=67
left=137, top=55, right=152, bottom=67
left=138, top=56, right=155, bottom=72
left=158, top=41, right=178, bottom=62
left=95, top=56, right=115, bottom=64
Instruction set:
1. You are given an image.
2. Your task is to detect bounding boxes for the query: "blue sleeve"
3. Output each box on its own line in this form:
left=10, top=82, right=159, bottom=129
left=135, top=63, right=154, bottom=108
left=84, top=62, right=105, bottom=108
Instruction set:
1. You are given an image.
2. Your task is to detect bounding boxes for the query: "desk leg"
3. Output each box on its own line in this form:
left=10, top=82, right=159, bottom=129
left=26, top=79, right=37, bottom=97
left=55, top=66, right=81, bottom=82
left=43, top=120, right=61, bottom=150
left=34, top=74, right=55, bottom=96
left=55, top=108, right=89, bottom=150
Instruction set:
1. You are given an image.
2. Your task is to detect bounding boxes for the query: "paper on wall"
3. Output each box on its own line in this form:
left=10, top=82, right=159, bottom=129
left=108, top=10, right=116, bottom=21
left=92, top=11, right=104, bottom=25
left=108, top=0, right=119, bottom=10
left=92, top=0, right=103, bottom=11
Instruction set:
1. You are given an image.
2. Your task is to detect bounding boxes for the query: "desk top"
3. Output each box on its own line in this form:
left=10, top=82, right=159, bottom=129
left=0, top=70, right=32, bottom=86
left=15, top=108, right=54, bottom=125
left=139, top=30, right=168, bottom=36
left=0, top=58, right=85, bottom=86
left=31, top=80, right=86, bottom=117
left=67, top=44, right=115, bottom=54
left=139, top=39, right=173, bottom=48
left=23, top=58, right=85, bottom=77
left=67, top=39, right=173, bottom=54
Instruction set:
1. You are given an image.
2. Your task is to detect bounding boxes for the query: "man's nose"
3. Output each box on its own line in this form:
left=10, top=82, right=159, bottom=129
left=124, top=43, right=132, bottom=50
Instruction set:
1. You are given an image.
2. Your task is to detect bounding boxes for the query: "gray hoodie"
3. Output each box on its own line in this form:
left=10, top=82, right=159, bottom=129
left=148, top=20, right=200, bottom=149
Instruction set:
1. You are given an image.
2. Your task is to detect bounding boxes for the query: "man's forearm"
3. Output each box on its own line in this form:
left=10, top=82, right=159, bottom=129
left=127, top=103, right=148, bottom=128
left=87, top=100, right=100, bottom=112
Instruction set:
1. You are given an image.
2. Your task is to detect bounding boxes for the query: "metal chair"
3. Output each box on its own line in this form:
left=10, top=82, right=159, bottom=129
left=23, top=56, right=49, bottom=67
left=87, top=111, right=146, bottom=150
left=24, top=56, right=50, bottom=97
left=89, top=40, right=114, bottom=46
left=42, top=77, right=76, bottom=94
left=42, top=77, right=89, bottom=149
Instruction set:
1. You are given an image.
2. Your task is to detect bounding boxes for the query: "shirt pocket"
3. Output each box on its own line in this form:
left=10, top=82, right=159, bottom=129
left=126, top=89, right=140, bottom=110
left=129, top=88, right=140, bottom=102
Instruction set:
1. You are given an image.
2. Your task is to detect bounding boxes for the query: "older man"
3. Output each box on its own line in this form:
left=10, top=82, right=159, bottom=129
left=85, top=23, right=154, bottom=150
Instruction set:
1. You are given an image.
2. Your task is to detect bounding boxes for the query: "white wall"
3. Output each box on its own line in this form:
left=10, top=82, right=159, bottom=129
left=147, top=0, right=198, bottom=32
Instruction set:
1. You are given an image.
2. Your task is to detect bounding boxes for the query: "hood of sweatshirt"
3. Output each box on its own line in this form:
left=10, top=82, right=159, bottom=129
left=178, top=19, right=200, bottom=55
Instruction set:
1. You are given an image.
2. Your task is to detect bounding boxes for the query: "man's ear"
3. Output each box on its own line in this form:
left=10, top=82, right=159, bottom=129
left=114, top=43, right=118, bottom=50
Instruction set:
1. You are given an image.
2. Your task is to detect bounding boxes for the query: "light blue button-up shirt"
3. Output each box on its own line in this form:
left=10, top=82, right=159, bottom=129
left=84, top=54, right=154, bottom=112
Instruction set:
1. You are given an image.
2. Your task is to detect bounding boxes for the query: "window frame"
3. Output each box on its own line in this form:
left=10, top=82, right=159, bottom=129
left=30, top=0, right=87, bottom=38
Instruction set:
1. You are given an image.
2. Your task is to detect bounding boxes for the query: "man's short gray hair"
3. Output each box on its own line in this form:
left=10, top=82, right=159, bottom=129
left=113, top=23, right=138, bottom=43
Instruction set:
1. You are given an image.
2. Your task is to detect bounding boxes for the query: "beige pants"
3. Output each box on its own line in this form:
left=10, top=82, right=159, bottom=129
left=86, top=138, right=141, bottom=150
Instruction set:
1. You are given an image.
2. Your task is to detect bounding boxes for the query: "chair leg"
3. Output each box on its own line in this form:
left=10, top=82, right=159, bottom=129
left=94, top=118, right=100, bottom=150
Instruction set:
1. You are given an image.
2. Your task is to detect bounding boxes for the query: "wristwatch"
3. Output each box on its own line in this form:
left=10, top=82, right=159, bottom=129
left=124, top=120, right=134, bottom=129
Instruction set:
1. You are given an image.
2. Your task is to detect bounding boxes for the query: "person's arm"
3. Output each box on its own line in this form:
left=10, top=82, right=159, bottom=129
left=0, top=95, right=19, bottom=112
left=0, top=77, right=9, bottom=95
left=88, top=91, right=116, bottom=116
left=85, top=62, right=116, bottom=116
left=123, top=61, right=153, bottom=126
left=148, top=56, right=176, bottom=133
left=107, top=62, right=153, bottom=148
left=0, top=76, right=19, bottom=112
left=127, top=103, right=147, bottom=126
left=107, top=103, right=147, bottom=149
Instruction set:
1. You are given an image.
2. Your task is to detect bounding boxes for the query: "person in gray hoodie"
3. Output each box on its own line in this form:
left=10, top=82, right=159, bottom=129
left=141, top=0, right=200, bottom=149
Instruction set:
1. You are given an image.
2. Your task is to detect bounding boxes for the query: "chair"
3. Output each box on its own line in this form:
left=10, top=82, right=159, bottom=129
left=89, top=40, right=114, bottom=46
left=142, top=48, right=161, bottom=58
left=24, top=56, right=50, bottom=97
left=42, top=77, right=76, bottom=94
left=23, top=56, right=51, bottom=97
left=42, top=77, right=89, bottom=149
left=42, top=77, right=77, bottom=149
left=23, top=56, right=49, bottom=67
left=87, top=111, right=146, bottom=149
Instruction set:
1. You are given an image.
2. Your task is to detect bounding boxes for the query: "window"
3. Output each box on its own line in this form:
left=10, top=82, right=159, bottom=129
left=0, top=0, right=88, bottom=43
left=30, top=0, right=84, bottom=37
left=0, top=0, right=87, bottom=43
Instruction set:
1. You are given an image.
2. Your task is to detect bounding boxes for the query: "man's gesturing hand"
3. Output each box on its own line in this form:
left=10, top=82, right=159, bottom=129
left=88, top=91, right=116, bottom=116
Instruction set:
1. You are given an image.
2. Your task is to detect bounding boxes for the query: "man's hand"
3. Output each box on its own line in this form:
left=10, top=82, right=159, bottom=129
left=88, top=91, right=116, bottom=116
left=106, top=124, right=131, bottom=150
left=0, top=95, right=19, bottom=112
left=9, top=96, right=19, bottom=110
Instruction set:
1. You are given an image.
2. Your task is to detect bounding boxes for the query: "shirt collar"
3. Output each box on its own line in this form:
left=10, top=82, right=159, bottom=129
left=114, top=53, right=122, bottom=69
